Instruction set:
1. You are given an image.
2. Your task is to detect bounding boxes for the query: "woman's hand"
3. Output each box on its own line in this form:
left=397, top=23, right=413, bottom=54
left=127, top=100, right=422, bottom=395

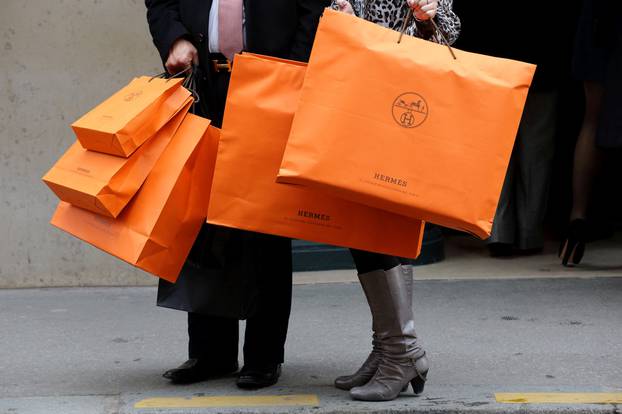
left=335, top=0, right=355, bottom=15
left=406, top=0, right=437, bottom=21
left=165, top=38, right=199, bottom=75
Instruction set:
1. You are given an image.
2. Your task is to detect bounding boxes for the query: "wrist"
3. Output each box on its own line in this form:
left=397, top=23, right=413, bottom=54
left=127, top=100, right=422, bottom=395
left=413, top=14, right=433, bottom=24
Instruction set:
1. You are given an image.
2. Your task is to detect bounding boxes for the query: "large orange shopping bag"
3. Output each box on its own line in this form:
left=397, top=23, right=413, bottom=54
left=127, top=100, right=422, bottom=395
left=278, top=9, right=536, bottom=239
left=51, top=114, right=220, bottom=282
left=207, top=53, right=424, bottom=259
left=72, top=76, right=190, bottom=157
left=43, top=98, right=192, bottom=218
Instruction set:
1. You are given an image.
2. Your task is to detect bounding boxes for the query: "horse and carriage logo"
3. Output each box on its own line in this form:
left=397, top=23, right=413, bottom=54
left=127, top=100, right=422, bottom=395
left=392, top=92, right=429, bottom=128
left=124, top=90, right=144, bottom=102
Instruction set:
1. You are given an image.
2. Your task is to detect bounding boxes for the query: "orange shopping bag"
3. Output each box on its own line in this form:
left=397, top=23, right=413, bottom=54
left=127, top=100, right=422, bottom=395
left=207, top=53, right=424, bottom=259
left=72, top=76, right=190, bottom=157
left=278, top=9, right=536, bottom=239
left=51, top=114, right=220, bottom=282
left=43, top=98, right=192, bottom=218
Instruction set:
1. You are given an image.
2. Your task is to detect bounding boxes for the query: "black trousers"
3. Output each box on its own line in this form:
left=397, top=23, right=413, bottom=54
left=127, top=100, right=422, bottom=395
left=187, top=68, right=293, bottom=368
left=190, top=247, right=400, bottom=365
left=188, top=235, right=292, bottom=367
left=349, top=250, right=410, bottom=274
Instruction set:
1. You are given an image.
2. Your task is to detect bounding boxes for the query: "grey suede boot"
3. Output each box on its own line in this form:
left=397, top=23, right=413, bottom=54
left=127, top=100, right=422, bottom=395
left=349, top=265, right=429, bottom=401
left=334, top=341, right=381, bottom=390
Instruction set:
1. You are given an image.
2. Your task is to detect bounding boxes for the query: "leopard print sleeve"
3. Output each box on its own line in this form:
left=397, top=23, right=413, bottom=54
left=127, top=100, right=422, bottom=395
left=329, top=0, right=460, bottom=45
left=406, top=0, right=461, bottom=45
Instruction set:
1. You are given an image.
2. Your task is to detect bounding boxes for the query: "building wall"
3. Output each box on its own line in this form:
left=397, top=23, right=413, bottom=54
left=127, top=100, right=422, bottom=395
left=1, top=0, right=164, bottom=287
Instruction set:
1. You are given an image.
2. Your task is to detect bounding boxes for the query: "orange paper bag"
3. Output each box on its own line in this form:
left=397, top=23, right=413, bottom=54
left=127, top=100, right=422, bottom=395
left=43, top=98, right=191, bottom=218
left=51, top=114, right=220, bottom=282
left=278, top=9, right=536, bottom=239
left=207, top=53, right=424, bottom=259
left=72, top=77, right=190, bottom=157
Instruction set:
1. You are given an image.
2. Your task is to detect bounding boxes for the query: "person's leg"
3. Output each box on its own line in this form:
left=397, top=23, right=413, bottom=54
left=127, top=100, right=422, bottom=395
left=338, top=250, right=427, bottom=401
left=514, top=90, right=558, bottom=251
left=570, top=82, right=605, bottom=221
left=238, top=234, right=292, bottom=388
left=162, top=312, right=239, bottom=384
left=349, top=249, right=403, bottom=274
left=560, top=81, right=605, bottom=265
left=188, top=312, right=239, bottom=363
left=334, top=250, right=403, bottom=390
left=163, top=70, right=240, bottom=384
left=487, top=146, right=518, bottom=255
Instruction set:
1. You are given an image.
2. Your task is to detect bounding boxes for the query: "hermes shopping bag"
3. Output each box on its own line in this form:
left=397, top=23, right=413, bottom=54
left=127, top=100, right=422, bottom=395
left=278, top=9, right=536, bottom=239
left=72, top=76, right=190, bottom=157
left=43, top=98, right=191, bottom=218
left=207, top=53, right=424, bottom=259
left=51, top=114, right=220, bottom=282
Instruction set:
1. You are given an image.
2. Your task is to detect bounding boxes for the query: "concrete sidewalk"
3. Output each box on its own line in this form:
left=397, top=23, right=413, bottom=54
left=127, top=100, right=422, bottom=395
left=1, top=276, right=621, bottom=413
left=295, top=232, right=622, bottom=285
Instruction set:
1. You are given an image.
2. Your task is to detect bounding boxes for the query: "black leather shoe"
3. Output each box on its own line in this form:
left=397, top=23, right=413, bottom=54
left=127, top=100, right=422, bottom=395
left=559, top=218, right=588, bottom=267
left=236, top=364, right=282, bottom=389
left=163, top=359, right=238, bottom=384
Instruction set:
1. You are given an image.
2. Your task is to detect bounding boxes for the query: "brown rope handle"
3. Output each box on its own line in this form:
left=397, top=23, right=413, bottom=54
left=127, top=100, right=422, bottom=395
left=398, top=7, right=457, bottom=60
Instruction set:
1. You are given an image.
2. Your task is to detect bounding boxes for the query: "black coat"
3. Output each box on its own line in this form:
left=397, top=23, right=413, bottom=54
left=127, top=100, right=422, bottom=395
left=145, top=0, right=328, bottom=319
left=145, top=0, right=331, bottom=70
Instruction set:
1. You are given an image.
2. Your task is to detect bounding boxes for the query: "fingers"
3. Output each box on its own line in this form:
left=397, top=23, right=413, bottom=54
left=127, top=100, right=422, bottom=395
left=406, top=0, right=437, bottom=20
left=166, top=51, right=194, bottom=75
left=166, top=39, right=198, bottom=75
left=418, top=2, right=437, bottom=20
left=335, top=0, right=354, bottom=15
left=165, top=57, right=190, bottom=75
left=419, top=2, right=437, bottom=14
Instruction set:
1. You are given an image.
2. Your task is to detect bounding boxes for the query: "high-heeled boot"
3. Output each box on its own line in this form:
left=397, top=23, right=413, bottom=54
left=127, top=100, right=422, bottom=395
left=335, top=265, right=420, bottom=391
left=334, top=336, right=381, bottom=390
left=349, top=265, right=428, bottom=401
left=335, top=264, right=416, bottom=390
left=559, top=218, right=588, bottom=266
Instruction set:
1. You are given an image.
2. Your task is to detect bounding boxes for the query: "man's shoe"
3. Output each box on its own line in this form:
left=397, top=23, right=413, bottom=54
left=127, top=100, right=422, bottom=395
left=236, top=364, right=281, bottom=389
left=163, top=359, right=238, bottom=384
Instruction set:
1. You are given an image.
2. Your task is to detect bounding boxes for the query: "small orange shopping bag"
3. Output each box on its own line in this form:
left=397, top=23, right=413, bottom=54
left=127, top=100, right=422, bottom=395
left=278, top=9, right=536, bottom=239
left=43, top=98, right=191, bottom=218
left=51, top=114, right=220, bottom=282
left=207, top=53, right=424, bottom=259
left=72, top=76, right=190, bottom=157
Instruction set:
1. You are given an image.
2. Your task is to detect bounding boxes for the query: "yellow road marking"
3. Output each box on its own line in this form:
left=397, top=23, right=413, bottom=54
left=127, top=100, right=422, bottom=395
left=496, top=393, right=622, bottom=404
left=134, top=394, right=320, bottom=409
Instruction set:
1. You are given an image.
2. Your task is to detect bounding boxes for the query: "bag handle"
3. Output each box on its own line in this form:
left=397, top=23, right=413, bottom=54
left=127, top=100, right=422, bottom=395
left=181, top=66, right=201, bottom=105
left=150, top=65, right=202, bottom=113
left=148, top=65, right=192, bottom=82
left=398, top=8, right=457, bottom=60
